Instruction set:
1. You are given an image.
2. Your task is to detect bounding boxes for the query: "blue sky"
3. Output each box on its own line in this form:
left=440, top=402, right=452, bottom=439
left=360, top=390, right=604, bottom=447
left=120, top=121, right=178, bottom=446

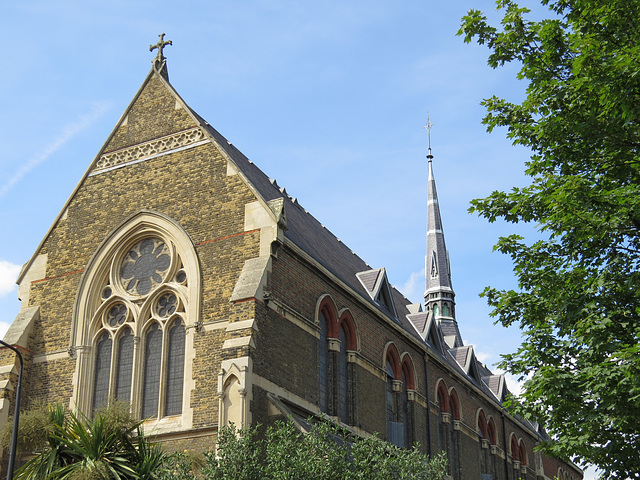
left=0, top=1, right=596, bottom=473
left=0, top=0, right=533, bottom=383
left=0, top=1, right=602, bottom=475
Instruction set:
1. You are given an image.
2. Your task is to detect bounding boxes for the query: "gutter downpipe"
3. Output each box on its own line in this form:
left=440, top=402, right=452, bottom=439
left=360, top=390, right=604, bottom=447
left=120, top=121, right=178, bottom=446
left=501, top=410, right=510, bottom=480
left=0, top=340, right=24, bottom=480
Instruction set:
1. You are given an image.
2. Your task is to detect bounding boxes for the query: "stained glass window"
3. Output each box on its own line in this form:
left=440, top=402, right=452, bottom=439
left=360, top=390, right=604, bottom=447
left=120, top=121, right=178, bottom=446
left=142, top=324, right=163, bottom=418
left=120, top=238, right=170, bottom=296
left=88, top=233, right=190, bottom=421
left=165, top=319, right=185, bottom=416
left=115, top=328, right=134, bottom=402
left=318, top=311, right=328, bottom=412
left=338, top=327, right=348, bottom=423
left=93, top=332, right=112, bottom=411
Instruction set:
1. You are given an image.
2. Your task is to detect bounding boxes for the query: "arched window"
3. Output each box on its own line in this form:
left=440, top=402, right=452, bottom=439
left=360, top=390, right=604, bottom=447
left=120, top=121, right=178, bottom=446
left=92, top=332, right=113, bottom=412
left=385, top=345, right=404, bottom=447
left=511, top=435, right=522, bottom=480
left=436, top=381, right=449, bottom=453
left=519, top=441, right=527, bottom=468
left=401, top=355, right=415, bottom=447
left=89, top=240, right=188, bottom=419
left=448, top=389, right=461, bottom=480
left=477, top=410, right=495, bottom=478
left=401, top=368, right=409, bottom=447
left=318, top=309, right=329, bottom=413
left=71, top=211, right=199, bottom=424
left=317, top=298, right=338, bottom=414
left=487, top=417, right=497, bottom=446
left=337, top=310, right=356, bottom=425
left=386, top=360, right=395, bottom=428
left=338, top=325, right=349, bottom=423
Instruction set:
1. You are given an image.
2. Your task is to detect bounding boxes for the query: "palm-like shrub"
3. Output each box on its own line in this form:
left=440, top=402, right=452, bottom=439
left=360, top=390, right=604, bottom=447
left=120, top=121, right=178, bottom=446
left=15, top=403, right=165, bottom=480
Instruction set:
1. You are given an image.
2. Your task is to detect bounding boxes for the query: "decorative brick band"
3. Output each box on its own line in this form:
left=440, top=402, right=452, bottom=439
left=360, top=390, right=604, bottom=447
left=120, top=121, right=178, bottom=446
left=32, top=269, right=85, bottom=284
left=92, top=127, right=209, bottom=174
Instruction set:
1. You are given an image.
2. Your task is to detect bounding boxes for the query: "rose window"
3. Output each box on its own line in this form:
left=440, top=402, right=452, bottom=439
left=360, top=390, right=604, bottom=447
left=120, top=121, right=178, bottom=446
left=120, top=238, right=171, bottom=295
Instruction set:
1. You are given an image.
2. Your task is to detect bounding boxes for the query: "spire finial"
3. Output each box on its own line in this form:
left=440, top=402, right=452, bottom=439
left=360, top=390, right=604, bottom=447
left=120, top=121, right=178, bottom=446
left=150, top=33, right=172, bottom=64
left=424, top=115, right=434, bottom=161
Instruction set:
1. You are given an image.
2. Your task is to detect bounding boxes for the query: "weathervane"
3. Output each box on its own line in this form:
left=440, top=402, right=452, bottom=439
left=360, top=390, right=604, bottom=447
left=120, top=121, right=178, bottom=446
left=424, top=115, right=434, bottom=161
left=150, top=33, right=172, bottom=63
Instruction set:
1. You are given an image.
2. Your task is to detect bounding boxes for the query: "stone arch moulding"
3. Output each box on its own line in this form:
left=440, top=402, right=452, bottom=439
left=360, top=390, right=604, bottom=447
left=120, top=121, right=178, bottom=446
left=69, top=210, right=201, bottom=433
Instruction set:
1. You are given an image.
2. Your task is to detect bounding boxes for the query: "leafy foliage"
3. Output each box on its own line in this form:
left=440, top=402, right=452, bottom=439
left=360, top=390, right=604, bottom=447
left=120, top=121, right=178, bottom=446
left=14, top=405, right=446, bottom=480
left=158, top=421, right=448, bottom=480
left=459, top=1, right=640, bottom=478
left=15, top=402, right=165, bottom=480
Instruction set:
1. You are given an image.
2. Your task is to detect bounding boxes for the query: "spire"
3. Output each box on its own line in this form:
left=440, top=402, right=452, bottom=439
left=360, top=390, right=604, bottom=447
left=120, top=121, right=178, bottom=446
left=423, top=118, right=457, bottom=333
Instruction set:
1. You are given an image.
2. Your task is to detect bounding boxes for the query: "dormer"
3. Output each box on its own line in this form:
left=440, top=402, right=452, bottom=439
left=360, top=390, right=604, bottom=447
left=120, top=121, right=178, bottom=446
left=356, top=267, right=397, bottom=319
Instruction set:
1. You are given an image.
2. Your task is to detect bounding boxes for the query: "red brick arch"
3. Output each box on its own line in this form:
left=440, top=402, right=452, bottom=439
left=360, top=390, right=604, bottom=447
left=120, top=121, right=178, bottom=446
left=338, top=309, right=358, bottom=351
left=383, top=342, right=401, bottom=379
left=317, top=295, right=339, bottom=338
left=487, top=417, right=497, bottom=445
left=477, top=409, right=488, bottom=439
left=436, top=379, right=449, bottom=412
left=400, top=353, right=416, bottom=390
left=448, top=388, right=461, bottom=420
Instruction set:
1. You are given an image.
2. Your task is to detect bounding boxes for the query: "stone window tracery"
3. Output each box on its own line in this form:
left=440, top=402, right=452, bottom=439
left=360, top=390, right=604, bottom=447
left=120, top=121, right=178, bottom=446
left=86, top=233, right=188, bottom=419
left=72, top=212, right=199, bottom=433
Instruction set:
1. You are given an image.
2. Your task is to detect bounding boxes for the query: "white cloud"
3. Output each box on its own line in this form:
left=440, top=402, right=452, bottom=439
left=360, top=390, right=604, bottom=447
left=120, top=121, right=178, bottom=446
left=399, top=268, right=425, bottom=304
left=0, top=322, right=10, bottom=340
left=492, top=367, right=532, bottom=398
left=0, top=260, right=21, bottom=297
left=474, top=349, right=492, bottom=364
left=0, top=101, right=111, bottom=198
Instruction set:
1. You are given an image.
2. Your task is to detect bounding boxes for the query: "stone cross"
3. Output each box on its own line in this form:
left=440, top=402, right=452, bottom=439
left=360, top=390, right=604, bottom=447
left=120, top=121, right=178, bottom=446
left=150, top=33, right=172, bottom=62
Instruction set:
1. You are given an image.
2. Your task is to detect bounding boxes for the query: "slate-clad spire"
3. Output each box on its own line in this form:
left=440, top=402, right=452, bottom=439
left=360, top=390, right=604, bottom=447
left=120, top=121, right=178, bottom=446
left=425, top=158, right=453, bottom=297
left=423, top=123, right=458, bottom=342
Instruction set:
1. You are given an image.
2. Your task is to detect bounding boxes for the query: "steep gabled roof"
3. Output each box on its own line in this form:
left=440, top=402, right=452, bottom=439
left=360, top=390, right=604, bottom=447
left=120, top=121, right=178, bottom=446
left=184, top=76, right=421, bottom=338
left=482, top=375, right=507, bottom=403
left=356, top=268, right=398, bottom=319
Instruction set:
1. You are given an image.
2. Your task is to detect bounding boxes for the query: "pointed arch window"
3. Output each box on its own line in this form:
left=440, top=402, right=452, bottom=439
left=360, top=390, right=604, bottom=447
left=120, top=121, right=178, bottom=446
left=449, top=390, right=461, bottom=480
left=338, top=326, right=349, bottom=423
left=385, top=347, right=405, bottom=447
left=72, top=213, right=199, bottom=424
left=88, top=237, right=188, bottom=419
left=318, top=309, right=329, bottom=413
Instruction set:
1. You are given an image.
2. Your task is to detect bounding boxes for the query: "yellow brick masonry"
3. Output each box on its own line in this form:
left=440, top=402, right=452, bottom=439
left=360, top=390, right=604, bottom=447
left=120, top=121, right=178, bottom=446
left=0, top=69, right=265, bottom=456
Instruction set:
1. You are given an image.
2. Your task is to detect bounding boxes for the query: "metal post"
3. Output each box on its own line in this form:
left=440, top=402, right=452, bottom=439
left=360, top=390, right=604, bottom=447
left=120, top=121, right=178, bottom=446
left=0, top=340, right=23, bottom=480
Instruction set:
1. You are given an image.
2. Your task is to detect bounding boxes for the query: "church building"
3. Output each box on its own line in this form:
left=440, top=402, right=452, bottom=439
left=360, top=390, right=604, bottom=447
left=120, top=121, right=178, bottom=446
left=0, top=39, right=582, bottom=480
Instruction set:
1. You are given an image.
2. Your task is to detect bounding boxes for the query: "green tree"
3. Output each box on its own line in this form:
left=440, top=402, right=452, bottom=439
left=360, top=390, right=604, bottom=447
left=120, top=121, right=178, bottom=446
left=14, top=402, right=165, bottom=480
left=458, top=1, right=640, bottom=478
left=160, top=421, right=448, bottom=480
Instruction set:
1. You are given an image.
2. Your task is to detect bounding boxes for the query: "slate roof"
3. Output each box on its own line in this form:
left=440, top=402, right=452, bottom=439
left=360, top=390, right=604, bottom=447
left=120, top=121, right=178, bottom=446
left=190, top=112, right=420, bottom=338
